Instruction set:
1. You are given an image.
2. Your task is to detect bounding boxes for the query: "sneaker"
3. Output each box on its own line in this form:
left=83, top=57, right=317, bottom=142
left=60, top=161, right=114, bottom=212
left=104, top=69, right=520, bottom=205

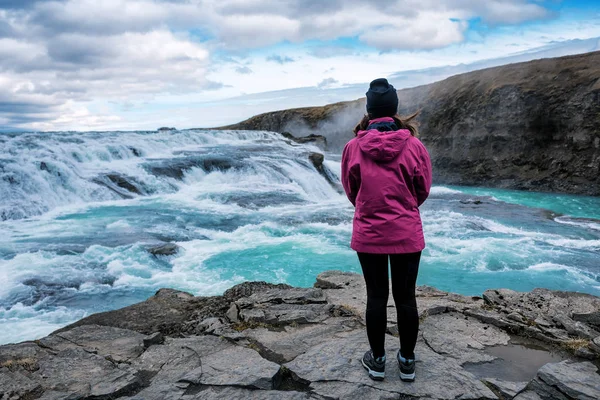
left=397, top=350, right=415, bottom=382
left=361, top=350, right=385, bottom=381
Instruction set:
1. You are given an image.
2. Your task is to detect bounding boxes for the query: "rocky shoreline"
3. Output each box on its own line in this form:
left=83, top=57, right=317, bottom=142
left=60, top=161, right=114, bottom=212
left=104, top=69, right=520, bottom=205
left=1, top=271, right=599, bottom=399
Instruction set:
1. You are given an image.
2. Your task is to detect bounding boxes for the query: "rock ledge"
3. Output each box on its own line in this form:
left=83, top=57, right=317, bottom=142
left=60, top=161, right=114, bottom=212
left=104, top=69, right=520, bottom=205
left=1, top=271, right=598, bottom=400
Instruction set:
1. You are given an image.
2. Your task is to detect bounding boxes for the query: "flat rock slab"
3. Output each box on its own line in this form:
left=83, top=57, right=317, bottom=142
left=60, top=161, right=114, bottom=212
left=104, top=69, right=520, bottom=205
left=309, top=381, right=407, bottom=400
left=236, top=287, right=328, bottom=307
left=484, top=378, right=528, bottom=399
left=4, top=271, right=600, bottom=400
left=315, top=271, right=367, bottom=314
left=513, top=392, right=543, bottom=400
left=40, top=324, right=146, bottom=362
left=284, top=330, right=497, bottom=400
left=181, top=386, right=319, bottom=399
left=529, top=360, right=600, bottom=400
left=240, top=303, right=333, bottom=325
left=183, top=346, right=281, bottom=390
left=241, top=317, right=362, bottom=363
left=36, top=347, right=142, bottom=398
left=0, top=369, right=43, bottom=399
left=422, top=313, right=510, bottom=364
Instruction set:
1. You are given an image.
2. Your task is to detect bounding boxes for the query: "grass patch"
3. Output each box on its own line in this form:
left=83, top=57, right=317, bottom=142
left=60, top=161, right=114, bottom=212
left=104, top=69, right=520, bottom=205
left=1, top=357, right=39, bottom=372
left=562, top=338, right=590, bottom=352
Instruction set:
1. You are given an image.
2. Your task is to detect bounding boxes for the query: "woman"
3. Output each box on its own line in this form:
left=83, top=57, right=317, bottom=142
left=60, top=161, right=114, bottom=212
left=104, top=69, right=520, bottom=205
left=341, top=78, right=432, bottom=382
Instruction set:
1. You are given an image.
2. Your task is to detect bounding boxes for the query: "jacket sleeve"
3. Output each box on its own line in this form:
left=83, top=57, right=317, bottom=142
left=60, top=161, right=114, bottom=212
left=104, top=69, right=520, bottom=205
left=413, top=139, right=432, bottom=206
left=341, top=142, right=360, bottom=206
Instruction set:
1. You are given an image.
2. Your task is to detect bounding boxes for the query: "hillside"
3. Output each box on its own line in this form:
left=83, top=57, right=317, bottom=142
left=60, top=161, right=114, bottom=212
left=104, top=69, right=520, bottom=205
left=221, top=51, right=600, bottom=196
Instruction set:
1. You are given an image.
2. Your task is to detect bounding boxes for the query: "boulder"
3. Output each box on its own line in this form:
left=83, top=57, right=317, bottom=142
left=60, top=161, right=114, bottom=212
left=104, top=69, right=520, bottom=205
left=147, top=242, right=180, bottom=256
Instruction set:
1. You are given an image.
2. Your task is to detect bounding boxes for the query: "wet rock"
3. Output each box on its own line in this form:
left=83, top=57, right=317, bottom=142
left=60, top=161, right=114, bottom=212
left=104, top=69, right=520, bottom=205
left=129, top=146, right=143, bottom=157
left=158, top=127, right=176, bottom=131
left=528, top=360, right=600, bottom=400
left=308, top=152, right=324, bottom=169
left=148, top=242, right=180, bottom=256
left=307, top=152, right=343, bottom=193
left=92, top=173, right=145, bottom=197
left=281, top=132, right=327, bottom=150
left=144, top=156, right=240, bottom=180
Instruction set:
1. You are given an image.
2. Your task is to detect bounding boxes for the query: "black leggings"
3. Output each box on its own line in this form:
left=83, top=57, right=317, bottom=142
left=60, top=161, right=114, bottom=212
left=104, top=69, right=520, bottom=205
left=358, top=251, right=421, bottom=360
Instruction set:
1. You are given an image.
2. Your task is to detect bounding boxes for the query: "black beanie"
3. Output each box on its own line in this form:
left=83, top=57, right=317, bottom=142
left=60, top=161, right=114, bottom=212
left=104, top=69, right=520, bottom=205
left=366, top=78, right=398, bottom=118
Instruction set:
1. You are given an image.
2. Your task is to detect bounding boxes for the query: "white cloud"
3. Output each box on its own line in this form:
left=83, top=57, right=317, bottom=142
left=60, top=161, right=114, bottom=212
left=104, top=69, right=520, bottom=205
left=0, top=0, right=593, bottom=131
left=359, top=13, right=468, bottom=50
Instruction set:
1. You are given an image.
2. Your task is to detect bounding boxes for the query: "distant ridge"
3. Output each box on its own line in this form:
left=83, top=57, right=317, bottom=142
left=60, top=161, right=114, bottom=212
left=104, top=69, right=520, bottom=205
left=221, top=51, right=600, bottom=195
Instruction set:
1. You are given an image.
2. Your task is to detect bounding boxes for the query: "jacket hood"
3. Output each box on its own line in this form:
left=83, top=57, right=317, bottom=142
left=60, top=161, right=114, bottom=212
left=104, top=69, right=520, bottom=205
left=356, top=118, right=411, bottom=162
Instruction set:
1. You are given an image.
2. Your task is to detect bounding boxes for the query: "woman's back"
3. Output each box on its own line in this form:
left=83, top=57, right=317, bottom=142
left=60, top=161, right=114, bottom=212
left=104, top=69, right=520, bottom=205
left=342, top=116, right=432, bottom=254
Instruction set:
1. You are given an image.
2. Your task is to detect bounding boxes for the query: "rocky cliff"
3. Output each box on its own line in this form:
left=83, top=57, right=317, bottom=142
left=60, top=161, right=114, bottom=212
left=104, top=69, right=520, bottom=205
left=2, top=272, right=599, bottom=400
left=221, top=51, right=600, bottom=196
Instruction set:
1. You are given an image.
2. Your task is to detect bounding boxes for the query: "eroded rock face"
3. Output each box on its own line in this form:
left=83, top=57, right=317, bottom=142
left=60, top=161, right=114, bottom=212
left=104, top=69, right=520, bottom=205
left=220, top=51, right=600, bottom=195
left=1, top=271, right=599, bottom=400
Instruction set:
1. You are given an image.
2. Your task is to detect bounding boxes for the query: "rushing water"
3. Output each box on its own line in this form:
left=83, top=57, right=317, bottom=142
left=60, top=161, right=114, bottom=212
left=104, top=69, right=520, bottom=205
left=1, top=129, right=599, bottom=345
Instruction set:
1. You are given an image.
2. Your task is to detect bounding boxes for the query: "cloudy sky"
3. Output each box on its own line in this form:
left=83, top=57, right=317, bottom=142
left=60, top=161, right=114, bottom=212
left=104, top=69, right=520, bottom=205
left=1, top=0, right=599, bottom=131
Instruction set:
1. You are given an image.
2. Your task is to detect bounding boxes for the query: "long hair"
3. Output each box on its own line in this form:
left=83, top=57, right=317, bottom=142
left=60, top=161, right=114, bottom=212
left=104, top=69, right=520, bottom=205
left=353, top=112, right=419, bottom=136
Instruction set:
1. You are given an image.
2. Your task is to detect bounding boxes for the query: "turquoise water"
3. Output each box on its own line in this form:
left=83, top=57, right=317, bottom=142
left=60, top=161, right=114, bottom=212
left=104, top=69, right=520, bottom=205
left=451, top=185, right=600, bottom=219
left=0, top=129, right=599, bottom=345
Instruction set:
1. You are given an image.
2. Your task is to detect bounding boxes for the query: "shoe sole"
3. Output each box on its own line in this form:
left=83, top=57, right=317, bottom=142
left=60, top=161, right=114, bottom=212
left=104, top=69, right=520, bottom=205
left=400, top=371, right=415, bottom=382
left=361, top=358, right=385, bottom=381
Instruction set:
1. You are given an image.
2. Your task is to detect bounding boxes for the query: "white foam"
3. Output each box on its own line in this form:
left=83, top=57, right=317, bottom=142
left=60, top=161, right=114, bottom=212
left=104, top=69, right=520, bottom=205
left=554, top=216, right=600, bottom=232
left=430, top=186, right=463, bottom=195
left=106, top=220, right=132, bottom=230
left=525, top=262, right=599, bottom=286
left=545, top=238, right=600, bottom=250
left=0, top=302, right=86, bottom=345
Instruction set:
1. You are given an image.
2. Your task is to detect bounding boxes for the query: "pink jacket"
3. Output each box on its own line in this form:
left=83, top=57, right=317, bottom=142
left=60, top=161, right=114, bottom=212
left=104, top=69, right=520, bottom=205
left=341, top=117, right=432, bottom=254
